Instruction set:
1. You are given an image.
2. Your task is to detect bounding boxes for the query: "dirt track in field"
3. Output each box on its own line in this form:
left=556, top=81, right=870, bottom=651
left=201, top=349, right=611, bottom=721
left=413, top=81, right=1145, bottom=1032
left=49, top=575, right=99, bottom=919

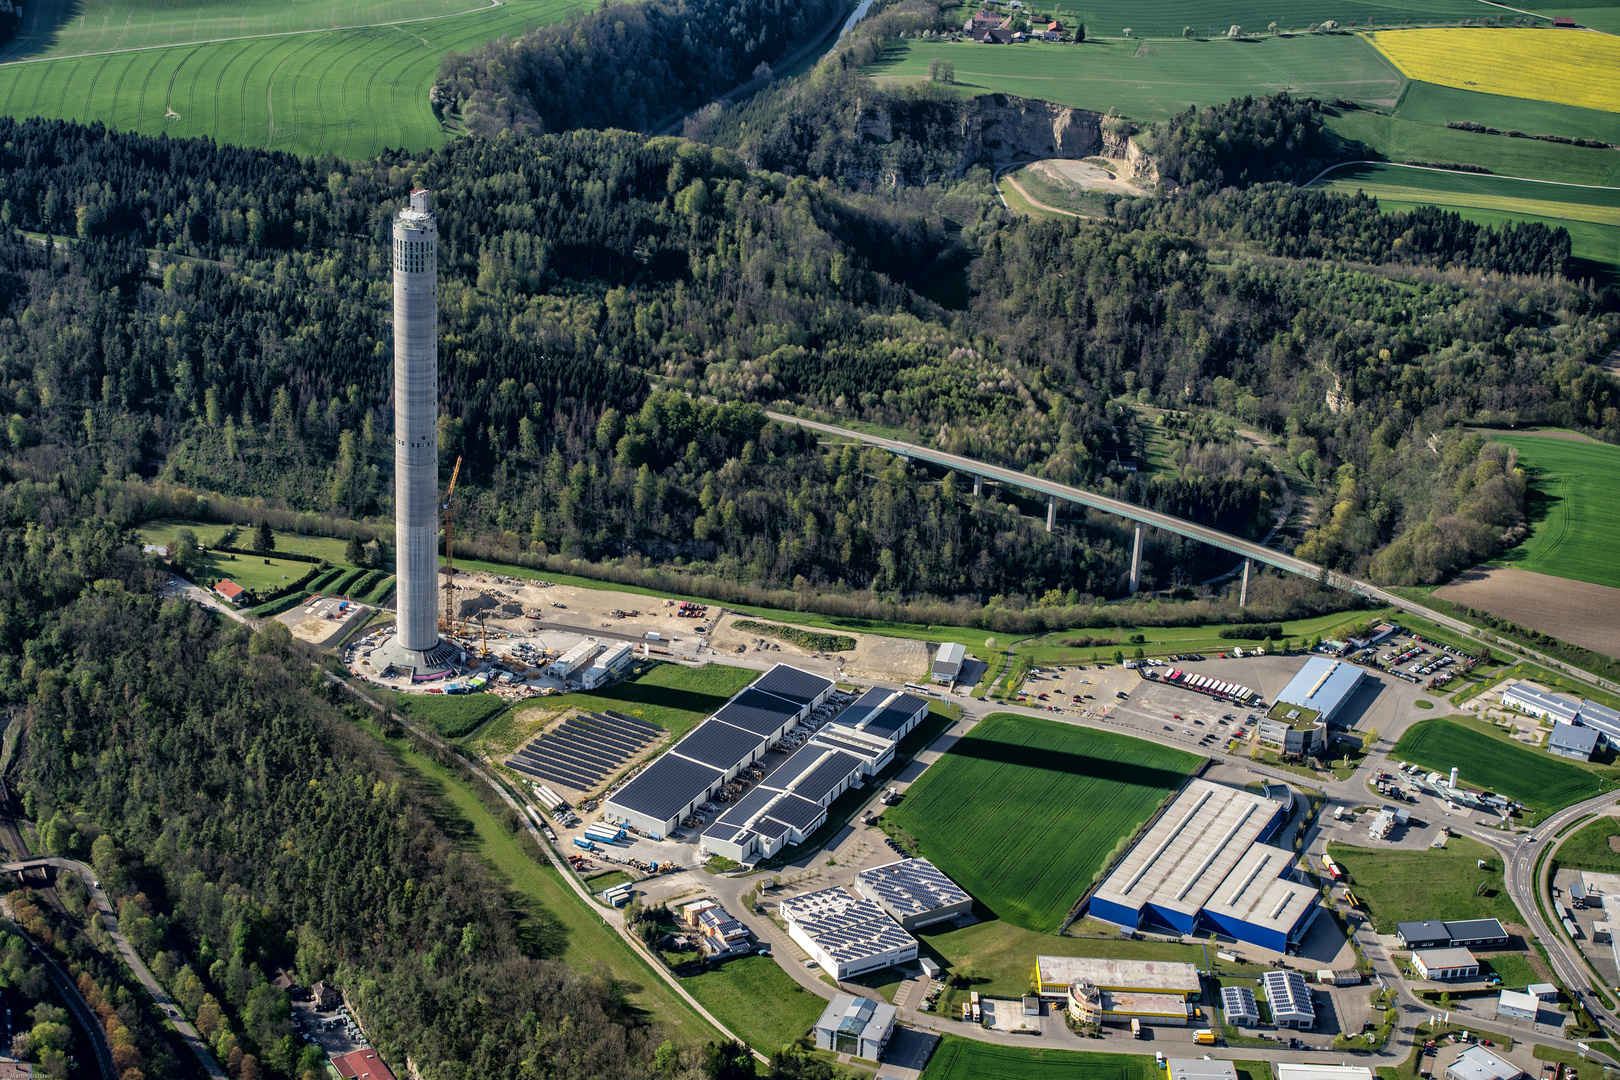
left=1435, top=566, right=1620, bottom=660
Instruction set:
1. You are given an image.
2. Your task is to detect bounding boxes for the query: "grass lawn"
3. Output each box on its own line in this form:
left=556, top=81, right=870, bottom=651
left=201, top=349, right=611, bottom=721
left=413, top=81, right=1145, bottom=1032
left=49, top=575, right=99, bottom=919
left=922, top=1036, right=1162, bottom=1080
left=862, top=36, right=1402, bottom=123
left=347, top=709, right=723, bottom=1040
left=1480, top=952, right=1540, bottom=988
left=1326, top=834, right=1526, bottom=932
left=0, top=0, right=589, bottom=158
left=585, top=870, right=634, bottom=893
left=1392, top=717, right=1618, bottom=815
left=471, top=660, right=760, bottom=756
left=137, top=519, right=363, bottom=566
left=1486, top=435, right=1620, bottom=589
left=1323, top=95, right=1620, bottom=188
left=369, top=684, right=511, bottom=739
left=917, top=918, right=1205, bottom=998
left=139, top=528, right=322, bottom=595
left=846, top=966, right=907, bottom=1002
left=1551, top=815, right=1620, bottom=872
left=679, top=955, right=827, bottom=1055
left=999, top=170, right=1073, bottom=219
left=890, top=714, right=1200, bottom=932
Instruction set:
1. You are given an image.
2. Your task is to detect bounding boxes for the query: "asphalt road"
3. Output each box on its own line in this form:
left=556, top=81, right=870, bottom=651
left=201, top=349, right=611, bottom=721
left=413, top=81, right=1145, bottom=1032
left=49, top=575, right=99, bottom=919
left=766, top=412, right=1618, bottom=696
left=1, top=857, right=228, bottom=1079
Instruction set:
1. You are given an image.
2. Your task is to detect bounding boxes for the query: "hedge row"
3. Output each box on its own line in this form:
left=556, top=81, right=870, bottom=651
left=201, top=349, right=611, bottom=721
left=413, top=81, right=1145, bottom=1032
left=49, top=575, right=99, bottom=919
left=348, top=569, right=388, bottom=598
left=250, top=591, right=315, bottom=618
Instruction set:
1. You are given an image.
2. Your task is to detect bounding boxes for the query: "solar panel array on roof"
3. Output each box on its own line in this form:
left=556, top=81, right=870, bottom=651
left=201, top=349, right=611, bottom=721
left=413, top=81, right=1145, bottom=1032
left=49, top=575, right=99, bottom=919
left=855, top=858, right=970, bottom=919
left=860, top=697, right=926, bottom=740
left=752, top=664, right=835, bottom=708
left=765, top=793, right=827, bottom=831
left=507, top=711, right=659, bottom=792
left=782, top=887, right=916, bottom=965
left=791, top=751, right=865, bottom=804
left=712, top=688, right=802, bottom=737
left=755, top=816, right=791, bottom=839
left=670, top=718, right=770, bottom=770
left=609, top=754, right=724, bottom=821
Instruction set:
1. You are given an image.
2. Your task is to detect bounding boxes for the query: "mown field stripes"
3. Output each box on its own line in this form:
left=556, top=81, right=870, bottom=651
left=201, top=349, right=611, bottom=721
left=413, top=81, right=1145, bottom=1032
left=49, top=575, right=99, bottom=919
left=888, top=713, right=1200, bottom=932
left=1488, top=435, right=1620, bottom=588
left=0, top=0, right=589, bottom=158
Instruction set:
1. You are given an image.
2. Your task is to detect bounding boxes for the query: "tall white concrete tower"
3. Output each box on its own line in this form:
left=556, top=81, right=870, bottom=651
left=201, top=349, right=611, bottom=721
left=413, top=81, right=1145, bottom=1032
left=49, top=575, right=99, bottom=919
left=374, top=189, right=456, bottom=677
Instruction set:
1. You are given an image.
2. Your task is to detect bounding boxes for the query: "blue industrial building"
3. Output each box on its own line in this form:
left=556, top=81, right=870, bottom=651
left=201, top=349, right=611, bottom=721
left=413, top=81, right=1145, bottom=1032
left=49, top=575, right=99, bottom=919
left=1089, top=779, right=1319, bottom=954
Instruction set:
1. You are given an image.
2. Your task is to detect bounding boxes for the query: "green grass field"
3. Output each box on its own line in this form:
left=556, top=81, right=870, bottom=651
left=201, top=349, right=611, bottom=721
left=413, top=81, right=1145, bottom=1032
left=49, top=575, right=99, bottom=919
left=864, top=36, right=1402, bottom=122
left=1326, top=834, right=1525, bottom=932
left=679, top=955, right=828, bottom=1055
left=989, top=0, right=1511, bottom=40
left=0, top=0, right=587, bottom=158
left=1391, top=717, right=1615, bottom=814
left=917, top=917, right=1205, bottom=997
left=1487, top=435, right=1620, bottom=589
left=470, top=660, right=760, bottom=756
left=371, top=684, right=512, bottom=737
left=349, top=710, right=724, bottom=1040
left=136, top=518, right=364, bottom=566
left=1552, top=815, right=1620, bottom=872
left=888, top=713, right=1201, bottom=931
left=1311, top=163, right=1620, bottom=271
left=922, top=1037, right=1162, bottom=1080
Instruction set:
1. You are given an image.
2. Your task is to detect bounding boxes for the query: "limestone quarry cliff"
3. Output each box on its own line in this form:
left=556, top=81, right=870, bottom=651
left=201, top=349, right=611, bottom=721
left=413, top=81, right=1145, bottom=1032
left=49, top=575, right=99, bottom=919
left=848, top=92, right=1159, bottom=186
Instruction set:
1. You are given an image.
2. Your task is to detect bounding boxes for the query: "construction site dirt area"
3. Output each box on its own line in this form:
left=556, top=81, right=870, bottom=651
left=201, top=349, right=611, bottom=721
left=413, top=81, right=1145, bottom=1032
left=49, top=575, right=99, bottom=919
left=1435, top=566, right=1620, bottom=660
left=276, top=594, right=371, bottom=647
left=706, top=611, right=940, bottom=684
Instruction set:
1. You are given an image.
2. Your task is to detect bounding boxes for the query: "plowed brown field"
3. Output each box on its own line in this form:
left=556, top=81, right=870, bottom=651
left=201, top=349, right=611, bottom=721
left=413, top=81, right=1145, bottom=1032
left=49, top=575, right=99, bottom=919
left=1435, top=567, right=1620, bottom=660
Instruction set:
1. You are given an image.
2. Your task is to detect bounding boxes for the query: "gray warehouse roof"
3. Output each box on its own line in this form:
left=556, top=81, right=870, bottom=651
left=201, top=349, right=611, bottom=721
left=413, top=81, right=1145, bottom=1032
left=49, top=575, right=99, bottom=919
left=1169, top=1060, right=1238, bottom=1080
left=609, top=754, right=723, bottom=821
left=751, top=664, right=835, bottom=708
left=1550, top=722, right=1599, bottom=755
left=1275, top=657, right=1364, bottom=720
left=831, top=690, right=927, bottom=743
left=1443, top=918, right=1506, bottom=941
left=1447, top=1045, right=1525, bottom=1080
left=855, top=858, right=970, bottom=920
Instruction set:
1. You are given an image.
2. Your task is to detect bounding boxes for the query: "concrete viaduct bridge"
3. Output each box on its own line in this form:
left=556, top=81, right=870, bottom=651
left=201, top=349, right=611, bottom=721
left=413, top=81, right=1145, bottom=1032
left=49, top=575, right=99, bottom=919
left=766, top=412, right=1619, bottom=694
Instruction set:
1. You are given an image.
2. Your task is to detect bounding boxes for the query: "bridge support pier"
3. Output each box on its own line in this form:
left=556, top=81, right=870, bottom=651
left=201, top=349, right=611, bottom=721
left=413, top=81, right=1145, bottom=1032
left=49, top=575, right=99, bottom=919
left=1240, top=558, right=1252, bottom=607
left=973, top=474, right=983, bottom=497
left=1129, top=525, right=1144, bottom=594
left=1046, top=496, right=1056, bottom=532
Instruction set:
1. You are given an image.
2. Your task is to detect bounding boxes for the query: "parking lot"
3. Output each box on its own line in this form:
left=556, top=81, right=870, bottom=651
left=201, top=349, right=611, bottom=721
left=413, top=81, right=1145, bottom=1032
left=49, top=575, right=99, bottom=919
left=290, top=1000, right=369, bottom=1057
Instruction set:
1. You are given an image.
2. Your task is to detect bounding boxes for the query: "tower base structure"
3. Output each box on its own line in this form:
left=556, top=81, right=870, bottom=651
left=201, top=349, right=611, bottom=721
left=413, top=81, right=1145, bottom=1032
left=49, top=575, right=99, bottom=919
left=364, top=630, right=461, bottom=682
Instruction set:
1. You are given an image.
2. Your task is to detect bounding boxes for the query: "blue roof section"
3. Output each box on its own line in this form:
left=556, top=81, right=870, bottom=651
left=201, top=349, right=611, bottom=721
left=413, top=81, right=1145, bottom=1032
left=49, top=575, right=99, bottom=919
left=610, top=755, right=723, bottom=821
left=712, top=688, right=803, bottom=737
left=1275, top=657, right=1364, bottom=719
left=751, top=664, right=834, bottom=708
left=670, top=718, right=767, bottom=770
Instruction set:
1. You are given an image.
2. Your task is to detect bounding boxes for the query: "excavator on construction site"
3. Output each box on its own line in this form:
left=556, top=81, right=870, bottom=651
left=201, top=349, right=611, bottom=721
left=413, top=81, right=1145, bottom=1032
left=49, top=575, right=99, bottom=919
left=439, top=455, right=462, bottom=636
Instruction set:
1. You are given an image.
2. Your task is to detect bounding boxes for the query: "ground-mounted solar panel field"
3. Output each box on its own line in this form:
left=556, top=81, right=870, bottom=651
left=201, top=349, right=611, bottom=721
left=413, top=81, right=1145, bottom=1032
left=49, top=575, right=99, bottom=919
left=887, top=712, right=1201, bottom=932
left=0, top=0, right=591, bottom=158
left=507, top=710, right=660, bottom=793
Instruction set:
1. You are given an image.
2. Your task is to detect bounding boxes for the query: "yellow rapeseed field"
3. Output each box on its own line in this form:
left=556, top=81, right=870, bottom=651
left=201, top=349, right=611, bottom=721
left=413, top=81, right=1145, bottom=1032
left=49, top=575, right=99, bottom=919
left=1367, top=28, right=1620, bottom=113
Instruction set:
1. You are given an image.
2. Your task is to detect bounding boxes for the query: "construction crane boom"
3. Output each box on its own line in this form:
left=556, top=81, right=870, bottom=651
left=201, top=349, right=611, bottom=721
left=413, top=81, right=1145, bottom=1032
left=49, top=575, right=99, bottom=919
left=440, top=456, right=462, bottom=634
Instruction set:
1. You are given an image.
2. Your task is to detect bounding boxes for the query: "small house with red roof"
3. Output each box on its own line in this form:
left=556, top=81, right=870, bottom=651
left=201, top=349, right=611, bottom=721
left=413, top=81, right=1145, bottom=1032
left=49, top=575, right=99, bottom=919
left=331, top=1051, right=394, bottom=1080
left=214, top=580, right=247, bottom=605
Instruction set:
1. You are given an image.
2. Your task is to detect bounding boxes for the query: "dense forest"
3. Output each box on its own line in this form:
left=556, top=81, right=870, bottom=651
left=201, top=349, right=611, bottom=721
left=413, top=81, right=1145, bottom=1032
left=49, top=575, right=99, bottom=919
left=433, top=0, right=844, bottom=137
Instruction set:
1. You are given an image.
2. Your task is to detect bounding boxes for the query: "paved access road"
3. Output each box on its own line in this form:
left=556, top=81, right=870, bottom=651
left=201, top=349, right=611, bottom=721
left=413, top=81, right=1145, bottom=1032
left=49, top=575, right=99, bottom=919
left=1, top=857, right=228, bottom=1080
left=767, top=411, right=1618, bottom=695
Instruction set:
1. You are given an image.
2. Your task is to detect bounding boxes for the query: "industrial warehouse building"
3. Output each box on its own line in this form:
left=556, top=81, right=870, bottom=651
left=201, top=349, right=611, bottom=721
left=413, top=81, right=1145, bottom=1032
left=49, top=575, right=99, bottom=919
left=1168, top=1060, right=1237, bottom=1080
left=1034, top=956, right=1201, bottom=999
left=781, top=887, right=918, bottom=978
left=1263, top=970, right=1316, bottom=1028
left=1495, top=989, right=1539, bottom=1023
left=604, top=665, right=835, bottom=836
left=931, top=642, right=966, bottom=684
left=1274, top=657, right=1366, bottom=727
left=1087, top=779, right=1319, bottom=952
left=854, top=858, right=972, bottom=930
left=699, top=687, right=924, bottom=864
left=1221, top=985, right=1260, bottom=1026
left=548, top=640, right=602, bottom=681
left=1502, top=683, right=1620, bottom=747
left=1548, top=722, right=1600, bottom=760
left=1395, top=919, right=1508, bottom=949
left=1412, top=947, right=1480, bottom=981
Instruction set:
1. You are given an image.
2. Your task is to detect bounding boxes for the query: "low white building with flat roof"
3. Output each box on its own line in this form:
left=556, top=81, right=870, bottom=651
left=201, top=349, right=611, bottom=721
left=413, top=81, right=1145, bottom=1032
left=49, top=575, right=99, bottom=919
left=1412, top=947, right=1479, bottom=981
left=1496, top=989, right=1539, bottom=1023
left=1501, top=682, right=1580, bottom=724
left=854, top=857, right=972, bottom=930
left=1034, top=956, right=1201, bottom=998
left=1169, top=1060, right=1237, bottom=1080
left=1446, top=1045, right=1526, bottom=1080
